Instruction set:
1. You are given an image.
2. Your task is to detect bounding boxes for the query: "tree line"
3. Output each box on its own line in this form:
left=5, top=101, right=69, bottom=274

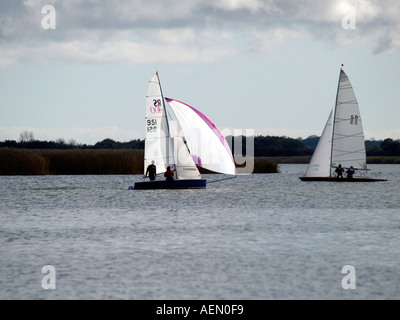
left=1, top=134, right=399, bottom=175
left=0, top=138, right=144, bottom=150
left=1, top=135, right=400, bottom=156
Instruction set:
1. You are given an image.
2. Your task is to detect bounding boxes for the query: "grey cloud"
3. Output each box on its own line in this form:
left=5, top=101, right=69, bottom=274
left=0, top=0, right=399, bottom=67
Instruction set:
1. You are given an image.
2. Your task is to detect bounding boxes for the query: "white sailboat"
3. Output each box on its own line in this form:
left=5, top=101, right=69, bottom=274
left=300, top=66, right=387, bottom=182
left=133, top=72, right=236, bottom=189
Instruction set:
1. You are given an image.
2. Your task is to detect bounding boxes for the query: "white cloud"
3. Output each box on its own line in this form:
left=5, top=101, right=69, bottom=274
left=208, top=0, right=280, bottom=14
left=0, top=33, right=235, bottom=68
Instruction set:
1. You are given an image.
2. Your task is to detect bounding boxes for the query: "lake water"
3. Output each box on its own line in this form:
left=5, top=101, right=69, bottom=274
left=1, top=164, right=399, bottom=300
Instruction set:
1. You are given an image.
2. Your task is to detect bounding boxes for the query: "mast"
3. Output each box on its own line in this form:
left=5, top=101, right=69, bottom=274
left=329, top=64, right=343, bottom=177
left=156, top=71, right=175, bottom=178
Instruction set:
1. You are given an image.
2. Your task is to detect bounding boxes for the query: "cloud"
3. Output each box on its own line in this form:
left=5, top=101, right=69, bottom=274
left=0, top=0, right=400, bottom=67
left=0, top=35, right=234, bottom=68
left=208, top=0, right=281, bottom=14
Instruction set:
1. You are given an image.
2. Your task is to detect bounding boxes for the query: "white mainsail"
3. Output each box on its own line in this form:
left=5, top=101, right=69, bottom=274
left=303, top=68, right=367, bottom=178
left=144, top=72, right=170, bottom=175
left=330, top=69, right=367, bottom=175
left=166, top=98, right=237, bottom=176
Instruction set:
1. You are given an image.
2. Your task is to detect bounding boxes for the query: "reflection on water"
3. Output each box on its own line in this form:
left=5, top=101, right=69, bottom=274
left=0, top=164, right=399, bottom=299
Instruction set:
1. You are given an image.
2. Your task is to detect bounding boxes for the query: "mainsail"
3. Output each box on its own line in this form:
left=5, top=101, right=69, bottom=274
left=330, top=69, right=367, bottom=175
left=144, top=72, right=170, bottom=175
left=303, top=68, right=367, bottom=178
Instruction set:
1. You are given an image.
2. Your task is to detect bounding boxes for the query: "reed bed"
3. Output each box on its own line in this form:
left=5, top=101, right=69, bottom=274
left=0, top=148, right=144, bottom=175
left=366, top=156, right=400, bottom=164
left=252, top=158, right=280, bottom=173
left=233, top=157, right=279, bottom=173
left=0, top=148, right=280, bottom=175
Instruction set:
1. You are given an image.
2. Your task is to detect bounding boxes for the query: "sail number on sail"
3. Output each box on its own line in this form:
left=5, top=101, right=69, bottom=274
left=150, top=99, right=162, bottom=113
left=350, top=115, right=359, bottom=125
left=147, top=119, right=157, bottom=132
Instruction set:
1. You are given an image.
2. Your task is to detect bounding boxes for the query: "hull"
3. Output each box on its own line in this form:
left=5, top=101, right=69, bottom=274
left=299, top=176, right=387, bottom=182
left=132, top=179, right=207, bottom=190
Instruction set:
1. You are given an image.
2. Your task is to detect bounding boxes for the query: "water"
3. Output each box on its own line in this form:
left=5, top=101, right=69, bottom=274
left=1, top=164, right=399, bottom=300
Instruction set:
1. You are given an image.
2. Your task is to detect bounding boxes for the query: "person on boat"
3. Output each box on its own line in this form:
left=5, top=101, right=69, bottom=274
left=164, top=166, right=174, bottom=182
left=145, top=161, right=157, bottom=181
left=346, top=166, right=355, bottom=179
left=335, top=164, right=344, bottom=178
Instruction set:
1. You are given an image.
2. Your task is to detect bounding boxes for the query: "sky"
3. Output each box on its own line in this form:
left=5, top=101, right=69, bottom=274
left=0, top=0, right=399, bottom=145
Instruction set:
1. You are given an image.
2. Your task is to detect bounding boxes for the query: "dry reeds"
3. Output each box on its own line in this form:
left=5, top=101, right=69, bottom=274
left=0, top=148, right=144, bottom=175
left=0, top=148, right=282, bottom=175
left=252, top=158, right=279, bottom=173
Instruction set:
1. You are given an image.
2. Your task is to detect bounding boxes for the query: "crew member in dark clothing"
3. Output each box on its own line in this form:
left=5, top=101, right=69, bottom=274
left=335, top=164, right=344, bottom=178
left=346, top=166, right=355, bottom=179
left=164, top=166, right=174, bottom=182
left=145, top=161, right=157, bottom=181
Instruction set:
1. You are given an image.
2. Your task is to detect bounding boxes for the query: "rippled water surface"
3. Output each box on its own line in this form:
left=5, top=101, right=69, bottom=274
left=1, top=164, right=399, bottom=299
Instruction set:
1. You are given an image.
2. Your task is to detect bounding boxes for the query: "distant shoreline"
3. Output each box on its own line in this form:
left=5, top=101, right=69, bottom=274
left=0, top=148, right=280, bottom=175
left=1, top=149, right=399, bottom=176
left=256, top=156, right=400, bottom=164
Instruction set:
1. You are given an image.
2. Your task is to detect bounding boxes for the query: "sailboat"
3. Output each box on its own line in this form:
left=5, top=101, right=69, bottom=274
left=300, top=66, right=387, bottom=182
left=133, top=72, right=237, bottom=190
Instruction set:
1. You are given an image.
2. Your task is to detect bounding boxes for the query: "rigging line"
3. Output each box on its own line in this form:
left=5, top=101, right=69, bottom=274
left=330, top=165, right=369, bottom=170
left=331, top=158, right=367, bottom=163
left=334, top=116, right=361, bottom=122
left=332, top=150, right=365, bottom=156
left=333, top=154, right=365, bottom=159
left=332, top=158, right=366, bottom=163
left=206, top=176, right=237, bottom=184
left=333, top=132, right=364, bottom=139
left=337, top=100, right=358, bottom=105
left=333, top=146, right=365, bottom=152
left=334, top=117, right=350, bottom=121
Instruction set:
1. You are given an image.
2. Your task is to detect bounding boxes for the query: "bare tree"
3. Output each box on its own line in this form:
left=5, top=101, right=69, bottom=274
left=19, top=131, right=35, bottom=143
left=56, top=138, right=65, bottom=145
left=68, top=138, right=77, bottom=146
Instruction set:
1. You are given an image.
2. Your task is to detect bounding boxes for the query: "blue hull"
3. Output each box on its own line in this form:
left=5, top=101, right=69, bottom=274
left=132, top=179, right=207, bottom=190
